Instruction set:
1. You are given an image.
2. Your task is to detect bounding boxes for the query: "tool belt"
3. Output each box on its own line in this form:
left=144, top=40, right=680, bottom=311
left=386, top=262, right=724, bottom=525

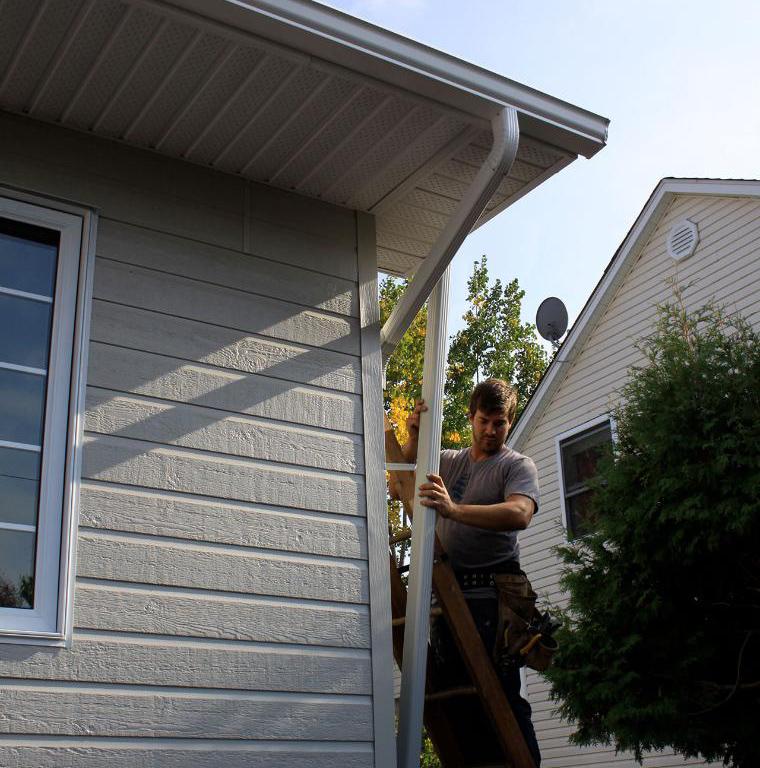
left=455, top=565, right=558, bottom=672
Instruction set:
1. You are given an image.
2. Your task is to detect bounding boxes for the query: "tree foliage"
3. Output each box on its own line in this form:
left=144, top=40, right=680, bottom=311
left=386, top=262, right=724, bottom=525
left=546, top=295, right=760, bottom=767
left=381, top=256, right=548, bottom=450
left=444, top=257, right=548, bottom=447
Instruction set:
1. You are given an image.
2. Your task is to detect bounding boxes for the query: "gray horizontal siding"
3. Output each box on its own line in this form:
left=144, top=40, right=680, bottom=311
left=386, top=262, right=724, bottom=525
left=84, top=388, right=364, bottom=474
left=90, top=300, right=362, bottom=393
left=0, top=112, right=376, bottom=758
left=87, top=342, right=362, bottom=433
left=76, top=530, right=369, bottom=603
left=0, top=684, right=373, bottom=740
left=78, top=484, right=367, bottom=558
left=0, top=633, right=371, bottom=692
left=81, top=435, right=366, bottom=515
left=97, top=219, right=359, bottom=317
left=74, top=583, right=370, bottom=647
left=0, top=740, right=374, bottom=768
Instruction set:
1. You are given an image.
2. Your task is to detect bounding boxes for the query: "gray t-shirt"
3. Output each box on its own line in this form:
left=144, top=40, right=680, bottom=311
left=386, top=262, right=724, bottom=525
left=436, top=445, right=539, bottom=571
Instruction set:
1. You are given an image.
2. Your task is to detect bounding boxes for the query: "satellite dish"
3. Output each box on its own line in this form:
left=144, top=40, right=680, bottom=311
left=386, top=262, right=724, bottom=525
left=536, top=297, right=568, bottom=348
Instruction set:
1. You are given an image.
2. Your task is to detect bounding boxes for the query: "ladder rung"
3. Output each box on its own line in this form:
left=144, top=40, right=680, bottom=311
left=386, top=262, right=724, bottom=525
left=386, top=462, right=416, bottom=471
left=392, top=606, right=443, bottom=627
left=425, top=685, right=477, bottom=703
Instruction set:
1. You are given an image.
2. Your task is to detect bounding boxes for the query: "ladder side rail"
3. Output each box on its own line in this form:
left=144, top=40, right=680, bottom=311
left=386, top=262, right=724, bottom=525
left=431, top=542, right=537, bottom=768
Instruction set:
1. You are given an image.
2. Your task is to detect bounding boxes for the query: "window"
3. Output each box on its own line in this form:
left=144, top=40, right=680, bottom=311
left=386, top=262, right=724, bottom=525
left=0, top=191, right=94, bottom=644
left=557, top=417, right=614, bottom=539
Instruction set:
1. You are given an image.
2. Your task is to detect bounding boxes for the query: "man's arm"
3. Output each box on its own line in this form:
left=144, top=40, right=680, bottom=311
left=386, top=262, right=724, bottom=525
left=418, top=473, right=535, bottom=531
left=400, top=399, right=427, bottom=463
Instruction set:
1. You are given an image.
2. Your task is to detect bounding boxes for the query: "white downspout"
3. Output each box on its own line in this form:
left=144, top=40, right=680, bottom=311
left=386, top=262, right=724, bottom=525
left=392, top=107, right=520, bottom=768
left=380, top=106, right=520, bottom=367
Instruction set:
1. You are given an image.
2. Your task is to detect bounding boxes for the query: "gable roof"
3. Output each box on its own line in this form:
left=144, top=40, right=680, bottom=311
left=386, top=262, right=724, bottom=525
left=0, top=0, right=607, bottom=277
left=508, top=177, right=760, bottom=452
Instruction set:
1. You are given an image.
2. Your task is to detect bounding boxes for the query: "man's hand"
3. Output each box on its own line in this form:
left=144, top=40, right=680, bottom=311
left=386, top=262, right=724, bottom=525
left=401, top=399, right=428, bottom=463
left=418, top=473, right=458, bottom=519
left=405, top=399, right=428, bottom=439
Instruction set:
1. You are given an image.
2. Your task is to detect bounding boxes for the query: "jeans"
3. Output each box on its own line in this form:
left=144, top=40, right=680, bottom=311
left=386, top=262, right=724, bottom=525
left=430, top=596, right=542, bottom=767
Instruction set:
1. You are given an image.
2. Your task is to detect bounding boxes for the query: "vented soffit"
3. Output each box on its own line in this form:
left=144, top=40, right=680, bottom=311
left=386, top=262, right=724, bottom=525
left=0, top=0, right=607, bottom=276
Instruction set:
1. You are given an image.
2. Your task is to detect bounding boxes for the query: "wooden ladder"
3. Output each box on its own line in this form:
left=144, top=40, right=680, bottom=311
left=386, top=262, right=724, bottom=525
left=385, top=415, right=536, bottom=768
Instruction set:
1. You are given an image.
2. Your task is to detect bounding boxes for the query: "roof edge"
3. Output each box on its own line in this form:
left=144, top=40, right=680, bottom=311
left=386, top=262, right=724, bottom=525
left=153, top=0, right=609, bottom=158
left=508, top=177, right=760, bottom=452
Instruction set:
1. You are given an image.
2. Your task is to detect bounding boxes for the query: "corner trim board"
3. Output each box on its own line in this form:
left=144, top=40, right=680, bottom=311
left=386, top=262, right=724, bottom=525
left=357, top=210, right=397, bottom=768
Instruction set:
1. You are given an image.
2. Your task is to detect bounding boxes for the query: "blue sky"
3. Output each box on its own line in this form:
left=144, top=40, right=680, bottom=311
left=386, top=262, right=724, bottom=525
left=317, top=0, right=760, bottom=341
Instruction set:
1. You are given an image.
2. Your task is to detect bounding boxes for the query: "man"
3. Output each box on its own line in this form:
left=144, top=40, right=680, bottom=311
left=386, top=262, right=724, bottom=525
left=403, top=377, right=541, bottom=766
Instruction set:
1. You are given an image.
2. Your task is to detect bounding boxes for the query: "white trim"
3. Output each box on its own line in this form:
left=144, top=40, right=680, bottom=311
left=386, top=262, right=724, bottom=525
left=0, top=285, right=53, bottom=303
left=356, top=211, right=397, bottom=768
left=0, top=523, right=37, bottom=533
left=554, top=414, right=615, bottom=535
left=397, top=265, right=451, bottom=768
left=0, top=361, right=46, bottom=376
left=0, top=440, right=41, bottom=452
left=385, top=463, right=415, bottom=472
left=510, top=177, right=760, bottom=454
left=0, top=188, right=95, bottom=645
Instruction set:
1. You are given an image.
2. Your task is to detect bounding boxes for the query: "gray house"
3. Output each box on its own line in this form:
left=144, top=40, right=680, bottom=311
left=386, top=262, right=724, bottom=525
left=0, top=1, right=607, bottom=765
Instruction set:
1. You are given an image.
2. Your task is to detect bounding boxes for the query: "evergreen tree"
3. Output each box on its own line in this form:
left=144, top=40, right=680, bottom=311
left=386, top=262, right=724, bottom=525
left=546, top=295, right=760, bottom=767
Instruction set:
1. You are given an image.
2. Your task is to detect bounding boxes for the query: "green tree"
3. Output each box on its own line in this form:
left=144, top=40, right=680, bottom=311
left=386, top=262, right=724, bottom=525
left=546, top=296, right=760, bottom=767
left=381, top=256, right=548, bottom=450
left=444, top=256, right=547, bottom=448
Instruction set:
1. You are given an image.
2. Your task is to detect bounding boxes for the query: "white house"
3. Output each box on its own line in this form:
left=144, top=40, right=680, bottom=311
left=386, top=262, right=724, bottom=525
left=509, top=178, right=760, bottom=768
left=0, top=0, right=607, bottom=765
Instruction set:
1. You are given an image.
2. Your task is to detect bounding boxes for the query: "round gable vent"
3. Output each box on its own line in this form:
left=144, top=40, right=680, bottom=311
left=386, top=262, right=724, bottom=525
left=667, top=219, right=699, bottom=261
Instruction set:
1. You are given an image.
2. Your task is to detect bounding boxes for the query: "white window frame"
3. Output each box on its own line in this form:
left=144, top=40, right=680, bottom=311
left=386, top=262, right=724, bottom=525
left=555, top=414, right=617, bottom=538
left=0, top=187, right=96, bottom=646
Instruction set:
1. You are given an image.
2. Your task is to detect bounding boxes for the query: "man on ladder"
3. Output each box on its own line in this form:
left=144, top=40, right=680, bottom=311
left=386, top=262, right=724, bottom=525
left=402, top=378, right=542, bottom=767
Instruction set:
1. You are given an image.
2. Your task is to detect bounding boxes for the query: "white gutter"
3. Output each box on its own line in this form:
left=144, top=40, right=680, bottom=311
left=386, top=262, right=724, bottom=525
left=380, top=106, right=520, bottom=367
left=396, top=264, right=451, bottom=768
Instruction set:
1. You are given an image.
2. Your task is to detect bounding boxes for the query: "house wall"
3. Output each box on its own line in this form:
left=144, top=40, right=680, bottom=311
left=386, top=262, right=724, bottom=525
left=0, top=112, right=382, bottom=767
left=518, top=192, right=760, bottom=768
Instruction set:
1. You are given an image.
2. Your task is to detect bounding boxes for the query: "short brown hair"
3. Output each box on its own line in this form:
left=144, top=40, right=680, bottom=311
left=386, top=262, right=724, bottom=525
left=468, top=378, right=518, bottom=424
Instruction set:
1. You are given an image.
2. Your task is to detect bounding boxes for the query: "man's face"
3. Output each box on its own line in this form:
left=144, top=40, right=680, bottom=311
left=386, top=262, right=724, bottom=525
left=468, top=407, right=511, bottom=455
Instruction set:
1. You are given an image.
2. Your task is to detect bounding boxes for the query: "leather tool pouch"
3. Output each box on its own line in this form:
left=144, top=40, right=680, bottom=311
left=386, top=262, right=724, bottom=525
left=493, top=573, right=557, bottom=672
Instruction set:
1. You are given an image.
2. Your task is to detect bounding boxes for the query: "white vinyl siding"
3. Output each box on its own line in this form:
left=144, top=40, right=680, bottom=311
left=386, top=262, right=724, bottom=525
left=0, top=111, right=378, bottom=766
left=517, top=191, right=760, bottom=768
left=0, top=192, right=93, bottom=643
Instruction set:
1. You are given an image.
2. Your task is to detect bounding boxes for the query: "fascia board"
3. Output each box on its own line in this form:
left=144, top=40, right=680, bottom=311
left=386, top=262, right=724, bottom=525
left=149, top=0, right=609, bottom=158
left=508, top=176, right=760, bottom=453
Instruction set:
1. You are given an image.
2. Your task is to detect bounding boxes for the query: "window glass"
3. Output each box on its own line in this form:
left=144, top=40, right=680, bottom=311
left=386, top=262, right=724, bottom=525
left=0, top=529, right=36, bottom=609
left=560, top=421, right=612, bottom=539
left=0, top=214, right=62, bottom=620
left=561, top=425, right=611, bottom=492
left=0, top=368, right=47, bottom=445
left=0, top=446, right=41, bottom=527
left=0, top=294, right=54, bottom=370
left=0, top=217, right=58, bottom=297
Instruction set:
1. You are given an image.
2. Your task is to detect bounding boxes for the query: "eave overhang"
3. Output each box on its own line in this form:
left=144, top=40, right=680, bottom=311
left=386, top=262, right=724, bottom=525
left=0, top=0, right=608, bottom=277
